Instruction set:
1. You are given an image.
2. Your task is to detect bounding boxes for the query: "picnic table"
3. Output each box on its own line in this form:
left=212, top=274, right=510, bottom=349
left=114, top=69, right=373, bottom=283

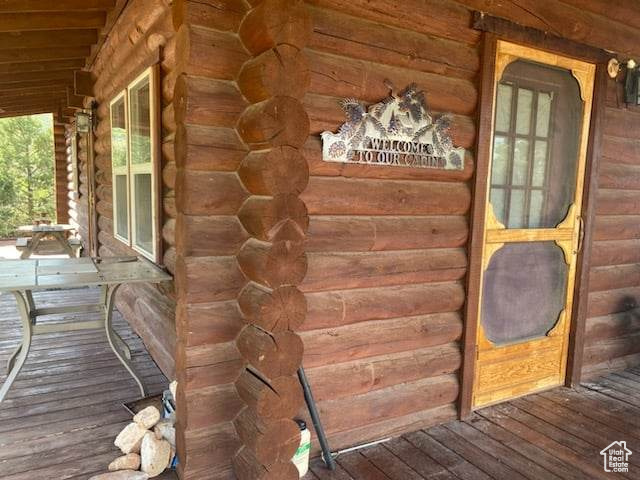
left=16, top=224, right=79, bottom=259
left=0, top=256, right=171, bottom=404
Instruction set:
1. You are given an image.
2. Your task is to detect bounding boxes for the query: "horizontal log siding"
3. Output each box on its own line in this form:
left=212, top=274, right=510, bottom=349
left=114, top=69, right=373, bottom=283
left=583, top=78, right=640, bottom=377
left=298, top=2, right=478, bottom=454
left=88, top=0, right=176, bottom=378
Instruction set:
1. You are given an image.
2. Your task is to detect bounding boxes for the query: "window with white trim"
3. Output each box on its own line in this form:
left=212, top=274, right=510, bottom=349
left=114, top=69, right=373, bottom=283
left=110, top=67, right=159, bottom=261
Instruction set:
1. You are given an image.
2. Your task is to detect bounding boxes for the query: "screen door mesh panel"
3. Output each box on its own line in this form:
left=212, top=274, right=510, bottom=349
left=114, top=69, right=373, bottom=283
left=481, top=242, right=568, bottom=345
left=490, top=60, right=582, bottom=229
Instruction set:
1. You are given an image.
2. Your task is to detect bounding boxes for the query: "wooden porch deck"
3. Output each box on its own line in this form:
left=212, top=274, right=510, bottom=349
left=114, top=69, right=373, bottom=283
left=307, top=370, right=640, bottom=480
left=0, top=287, right=176, bottom=479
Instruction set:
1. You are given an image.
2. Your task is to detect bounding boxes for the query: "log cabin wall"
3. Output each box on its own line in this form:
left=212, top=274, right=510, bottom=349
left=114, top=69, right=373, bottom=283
left=53, top=118, right=70, bottom=224
left=83, top=0, right=177, bottom=379
left=297, top=0, right=477, bottom=453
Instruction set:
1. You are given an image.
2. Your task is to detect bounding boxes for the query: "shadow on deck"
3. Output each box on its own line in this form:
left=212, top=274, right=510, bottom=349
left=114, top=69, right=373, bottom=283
left=0, top=287, right=176, bottom=479
left=307, top=370, right=640, bottom=480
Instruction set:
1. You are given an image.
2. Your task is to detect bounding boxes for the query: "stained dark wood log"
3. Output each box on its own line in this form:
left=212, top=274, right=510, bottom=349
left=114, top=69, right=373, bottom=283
left=590, top=239, right=640, bottom=267
left=177, top=171, right=248, bottom=216
left=239, top=0, right=311, bottom=55
left=301, top=312, right=462, bottom=367
left=180, top=383, right=243, bottom=430
left=235, top=370, right=304, bottom=420
left=598, top=161, right=640, bottom=190
left=315, top=374, right=458, bottom=435
left=238, top=194, right=309, bottom=241
left=237, top=325, right=303, bottom=377
left=306, top=215, right=468, bottom=252
left=585, top=308, right=640, bottom=344
left=174, top=74, right=247, bottom=128
left=594, top=215, right=640, bottom=241
left=602, top=135, right=640, bottom=165
left=233, top=447, right=299, bottom=480
left=234, top=408, right=300, bottom=466
left=238, top=147, right=308, bottom=195
left=596, top=189, right=640, bottom=215
left=182, top=300, right=243, bottom=347
left=309, top=6, right=479, bottom=81
left=237, top=238, right=307, bottom=288
left=303, top=248, right=466, bottom=291
left=588, top=287, right=640, bottom=318
left=305, top=0, right=478, bottom=45
left=590, top=265, right=640, bottom=293
left=238, top=44, right=309, bottom=102
left=172, top=0, right=248, bottom=32
left=238, top=96, right=309, bottom=149
left=238, top=283, right=307, bottom=332
left=175, top=24, right=248, bottom=79
left=304, top=282, right=465, bottom=330
left=301, top=177, right=471, bottom=216
left=178, top=255, right=246, bottom=304
left=175, top=124, right=247, bottom=171
left=305, top=343, right=461, bottom=402
left=177, top=214, right=249, bottom=257
left=307, top=48, right=477, bottom=116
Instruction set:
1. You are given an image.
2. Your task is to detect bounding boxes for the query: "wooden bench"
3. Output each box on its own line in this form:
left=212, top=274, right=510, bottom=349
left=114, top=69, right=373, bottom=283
left=15, top=237, right=29, bottom=251
left=16, top=237, right=82, bottom=258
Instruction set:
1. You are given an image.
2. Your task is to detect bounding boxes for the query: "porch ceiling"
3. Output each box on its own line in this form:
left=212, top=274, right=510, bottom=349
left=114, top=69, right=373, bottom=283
left=0, top=0, right=123, bottom=119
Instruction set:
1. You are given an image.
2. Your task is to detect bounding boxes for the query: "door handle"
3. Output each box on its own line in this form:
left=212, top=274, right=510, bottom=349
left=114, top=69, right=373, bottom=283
left=576, top=216, right=585, bottom=254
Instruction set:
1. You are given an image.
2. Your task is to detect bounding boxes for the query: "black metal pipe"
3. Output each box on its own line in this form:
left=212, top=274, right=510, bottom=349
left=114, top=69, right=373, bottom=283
left=298, top=366, right=336, bottom=470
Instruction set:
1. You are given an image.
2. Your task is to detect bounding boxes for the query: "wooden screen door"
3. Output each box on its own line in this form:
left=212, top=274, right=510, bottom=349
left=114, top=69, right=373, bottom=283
left=472, top=41, right=595, bottom=408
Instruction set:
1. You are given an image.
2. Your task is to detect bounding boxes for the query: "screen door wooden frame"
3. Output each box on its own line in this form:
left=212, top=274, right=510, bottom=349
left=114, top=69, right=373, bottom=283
left=458, top=33, right=605, bottom=416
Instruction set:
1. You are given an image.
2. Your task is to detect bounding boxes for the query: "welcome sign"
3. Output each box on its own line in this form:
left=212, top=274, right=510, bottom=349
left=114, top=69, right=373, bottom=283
left=321, top=83, right=465, bottom=170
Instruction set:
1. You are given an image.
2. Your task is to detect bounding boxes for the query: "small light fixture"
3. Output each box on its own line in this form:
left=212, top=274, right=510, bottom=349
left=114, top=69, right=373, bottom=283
left=75, top=111, right=91, bottom=133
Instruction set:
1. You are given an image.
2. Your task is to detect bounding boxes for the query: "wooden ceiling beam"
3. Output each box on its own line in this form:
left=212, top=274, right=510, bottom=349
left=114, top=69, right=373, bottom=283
left=0, top=106, right=59, bottom=118
left=0, top=46, right=89, bottom=63
left=0, top=85, right=69, bottom=97
left=66, top=87, right=85, bottom=109
left=0, top=80, right=73, bottom=94
left=0, top=69, right=75, bottom=85
left=0, top=12, right=106, bottom=32
left=0, top=29, right=98, bottom=49
left=0, top=92, right=67, bottom=106
left=0, top=0, right=115, bottom=12
left=0, top=59, right=84, bottom=74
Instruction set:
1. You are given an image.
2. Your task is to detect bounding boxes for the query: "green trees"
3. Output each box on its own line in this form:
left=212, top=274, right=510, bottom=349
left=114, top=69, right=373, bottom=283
left=0, top=114, right=55, bottom=238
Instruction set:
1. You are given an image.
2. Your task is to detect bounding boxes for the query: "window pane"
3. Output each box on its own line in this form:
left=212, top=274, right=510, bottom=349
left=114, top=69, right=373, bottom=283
left=495, top=83, right=513, bottom=132
left=491, top=135, right=509, bottom=184
left=529, top=190, right=544, bottom=227
left=134, top=173, right=153, bottom=255
left=115, top=174, right=129, bottom=240
left=508, top=190, right=525, bottom=228
left=490, top=188, right=505, bottom=221
left=515, top=88, right=533, bottom=135
left=512, top=138, right=529, bottom=186
left=536, top=91, right=552, bottom=137
left=129, top=75, right=151, bottom=165
left=532, top=140, right=548, bottom=187
left=111, top=97, right=127, bottom=168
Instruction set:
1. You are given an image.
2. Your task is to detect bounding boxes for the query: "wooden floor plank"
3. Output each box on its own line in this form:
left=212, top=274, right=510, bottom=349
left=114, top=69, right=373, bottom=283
left=309, top=457, right=355, bottom=480
left=359, top=444, right=424, bottom=480
left=337, top=452, right=391, bottom=480
left=384, top=437, right=457, bottom=479
left=465, top=414, right=588, bottom=480
left=405, top=430, right=492, bottom=480
left=445, top=420, right=562, bottom=480
left=479, top=406, right=611, bottom=479
left=0, top=287, right=176, bottom=480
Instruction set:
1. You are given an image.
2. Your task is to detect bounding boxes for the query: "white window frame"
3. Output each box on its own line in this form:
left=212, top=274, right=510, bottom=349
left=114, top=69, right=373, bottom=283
left=109, top=65, right=161, bottom=262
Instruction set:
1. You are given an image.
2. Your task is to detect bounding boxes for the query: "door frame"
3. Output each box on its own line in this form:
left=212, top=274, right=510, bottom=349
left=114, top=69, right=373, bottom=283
left=459, top=14, right=610, bottom=418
